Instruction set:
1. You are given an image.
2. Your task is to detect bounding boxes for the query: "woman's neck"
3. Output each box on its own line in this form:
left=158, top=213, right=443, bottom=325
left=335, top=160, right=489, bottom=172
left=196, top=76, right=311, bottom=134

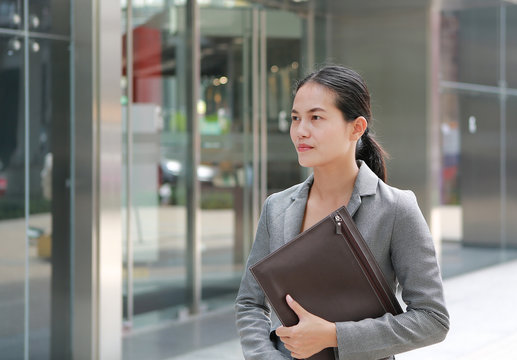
left=310, top=158, right=359, bottom=206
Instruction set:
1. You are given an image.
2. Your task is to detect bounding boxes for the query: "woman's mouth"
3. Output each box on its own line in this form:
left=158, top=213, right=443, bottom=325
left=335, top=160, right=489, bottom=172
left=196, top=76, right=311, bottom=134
left=297, top=144, right=313, bottom=152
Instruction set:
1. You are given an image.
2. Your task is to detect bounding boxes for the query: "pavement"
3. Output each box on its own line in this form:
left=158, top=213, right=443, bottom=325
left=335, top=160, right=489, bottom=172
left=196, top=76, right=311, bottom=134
left=168, top=258, right=517, bottom=360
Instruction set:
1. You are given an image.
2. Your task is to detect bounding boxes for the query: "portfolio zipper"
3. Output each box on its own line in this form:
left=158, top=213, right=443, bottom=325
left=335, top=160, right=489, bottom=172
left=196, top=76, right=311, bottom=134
left=334, top=214, right=343, bottom=235
left=332, top=210, right=401, bottom=314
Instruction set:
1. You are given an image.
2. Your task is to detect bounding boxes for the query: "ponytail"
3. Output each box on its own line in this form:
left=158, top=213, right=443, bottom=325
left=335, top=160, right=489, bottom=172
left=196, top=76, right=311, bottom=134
left=355, top=130, right=388, bottom=182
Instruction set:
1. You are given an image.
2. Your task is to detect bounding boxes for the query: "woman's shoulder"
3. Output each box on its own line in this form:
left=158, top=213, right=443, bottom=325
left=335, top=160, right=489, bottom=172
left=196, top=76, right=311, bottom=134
left=376, top=179, right=419, bottom=210
left=267, top=181, right=306, bottom=204
left=264, top=176, right=312, bottom=210
left=357, top=161, right=417, bottom=209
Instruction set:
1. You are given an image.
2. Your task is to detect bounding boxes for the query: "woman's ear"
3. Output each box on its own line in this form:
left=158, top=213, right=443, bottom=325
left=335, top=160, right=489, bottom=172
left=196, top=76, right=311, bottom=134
left=350, top=116, right=368, bottom=141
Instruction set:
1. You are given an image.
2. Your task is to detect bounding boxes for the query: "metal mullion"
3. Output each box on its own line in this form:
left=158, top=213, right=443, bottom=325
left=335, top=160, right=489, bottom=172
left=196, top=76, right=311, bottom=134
left=124, top=0, right=135, bottom=329
left=441, top=79, right=517, bottom=97
left=0, top=28, right=71, bottom=41
left=251, top=7, right=260, bottom=235
left=186, top=0, right=201, bottom=315
left=92, top=0, right=101, bottom=355
left=306, top=0, right=315, bottom=71
left=69, top=0, right=76, bottom=350
left=259, top=9, right=267, bottom=205
left=429, top=0, right=443, bottom=258
left=242, top=9, right=252, bottom=259
left=499, top=4, right=508, bottom=254
left=23, top=0, right=30, bottom=358
left=440, top=80, right=502, bottom=95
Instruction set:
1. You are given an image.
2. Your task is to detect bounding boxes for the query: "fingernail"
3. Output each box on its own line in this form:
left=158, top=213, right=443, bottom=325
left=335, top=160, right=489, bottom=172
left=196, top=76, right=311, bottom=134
left=286, top=294, right=293, bottom=303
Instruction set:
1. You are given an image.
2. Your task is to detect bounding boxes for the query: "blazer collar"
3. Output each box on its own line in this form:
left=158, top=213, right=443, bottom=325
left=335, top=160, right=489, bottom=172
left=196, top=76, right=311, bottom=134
left=284, top=161, right=379, bottom=243
left=346, top=160, right=379, bottom=216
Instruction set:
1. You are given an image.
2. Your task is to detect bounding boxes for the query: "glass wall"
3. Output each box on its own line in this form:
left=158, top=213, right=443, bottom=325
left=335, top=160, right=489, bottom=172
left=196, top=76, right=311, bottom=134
left=121, top=0, right=311, bottom=343
left=0, top=32, right=26, bottom=360
left=0, top=1, right=71, bottom=359
left=264, top=8, right=304, bottom=195
left=198, top=6, right=254, bottom=310
left=438, top=1, right=517, bottom=278
left=121, top=1, right=190, bottom=328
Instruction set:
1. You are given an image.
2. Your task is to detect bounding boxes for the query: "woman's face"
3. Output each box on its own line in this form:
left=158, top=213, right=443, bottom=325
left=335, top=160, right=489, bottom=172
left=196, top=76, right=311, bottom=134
left=290, top=82, right=359, bottom=169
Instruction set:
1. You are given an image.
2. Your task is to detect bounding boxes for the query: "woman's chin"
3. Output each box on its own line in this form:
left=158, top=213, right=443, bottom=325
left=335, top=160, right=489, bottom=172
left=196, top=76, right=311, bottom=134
left=297, top=157, right=316, bottom=168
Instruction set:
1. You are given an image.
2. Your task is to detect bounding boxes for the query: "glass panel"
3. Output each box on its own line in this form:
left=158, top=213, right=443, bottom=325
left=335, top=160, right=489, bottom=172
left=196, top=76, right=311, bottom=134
left=199, top=6, right=252, bottom=309
left=314, top=12, right=328, bottom=66
left=506, top=98, right=517, bottom=249
left=28, top=0, right=70, bottom=36
left=265, top=8, right=304, bottom=195
left=0, top=0, right=23, bottom=30
left=439, top=92, right=517, bottom=278
left=28, top=38, right=70, bottom=359
left=122, top=2, right=189, bottom=328
left=0, top=34, right=25, bottom=359
left=440, top=7, right=499, bottom=86
left=439, top=91, right=461, bottom=206
left=507, top=4, right=517, bottom=89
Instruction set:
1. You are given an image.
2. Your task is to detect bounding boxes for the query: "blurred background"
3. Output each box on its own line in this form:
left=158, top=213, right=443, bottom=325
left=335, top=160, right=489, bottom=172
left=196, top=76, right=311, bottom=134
left=1, top=0, right=516, bottom=359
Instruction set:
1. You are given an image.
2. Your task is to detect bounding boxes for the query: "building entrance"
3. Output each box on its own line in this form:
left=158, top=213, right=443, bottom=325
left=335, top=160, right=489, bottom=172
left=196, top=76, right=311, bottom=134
left=121, top=1, right=310, bottom=333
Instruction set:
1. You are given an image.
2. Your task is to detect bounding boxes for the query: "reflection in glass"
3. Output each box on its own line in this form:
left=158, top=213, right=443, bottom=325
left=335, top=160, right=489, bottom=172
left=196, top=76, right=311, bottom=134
left=122, top=2, right=189, bottom=328
left=439, top=92, right=460, bottom=206
left=28, top=1, right=70, bottom=35
left=0, top=34, right=25, bottom=360
left=507, top=5, right=517, bottom=89
left=506, top=99, right=517, bottom=249
left=0, top=1, right=23, bottom=30
left=439, top=92, right=517, bottom=278
left=438, top=3, right=517, bottom=280
left=28, top=38, right=70, bottom=359
left=199, top=7, right=252, bottom=309
left=440, top=7, right=499, bottom=86
left=265, top=8, right=303, bottom=194
left=121, top=0, right=313, bottom=333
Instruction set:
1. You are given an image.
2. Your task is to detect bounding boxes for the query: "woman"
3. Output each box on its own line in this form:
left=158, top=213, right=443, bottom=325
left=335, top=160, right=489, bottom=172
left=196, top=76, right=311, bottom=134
left=235, top=65, right=449, bottom=360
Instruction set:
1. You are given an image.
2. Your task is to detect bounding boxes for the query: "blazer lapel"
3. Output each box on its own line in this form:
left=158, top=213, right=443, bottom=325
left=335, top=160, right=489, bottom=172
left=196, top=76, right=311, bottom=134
left=283, top=174, right=313, bottom=244
left=347, top=191, right=362, bottom=218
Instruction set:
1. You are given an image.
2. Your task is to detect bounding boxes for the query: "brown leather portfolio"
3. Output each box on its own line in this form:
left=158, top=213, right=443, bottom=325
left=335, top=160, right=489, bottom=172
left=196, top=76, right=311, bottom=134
left=250, top=206, right=403, bottom=360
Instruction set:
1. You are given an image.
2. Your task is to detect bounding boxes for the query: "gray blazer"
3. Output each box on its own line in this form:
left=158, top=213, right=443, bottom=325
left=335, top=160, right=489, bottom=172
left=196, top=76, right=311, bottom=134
left=235, top=161, right=450, bottom=360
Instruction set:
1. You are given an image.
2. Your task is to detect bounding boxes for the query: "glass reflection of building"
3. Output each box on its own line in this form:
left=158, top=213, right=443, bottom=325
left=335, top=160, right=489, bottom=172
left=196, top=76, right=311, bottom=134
left=1, top=0, right=517, bottom=359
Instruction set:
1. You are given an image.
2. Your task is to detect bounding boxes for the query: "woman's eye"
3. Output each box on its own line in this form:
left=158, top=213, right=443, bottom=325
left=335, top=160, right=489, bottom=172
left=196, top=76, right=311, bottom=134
left=312, top=115, right=321, bottom=120
left=291, top=116, right=299, bottom=122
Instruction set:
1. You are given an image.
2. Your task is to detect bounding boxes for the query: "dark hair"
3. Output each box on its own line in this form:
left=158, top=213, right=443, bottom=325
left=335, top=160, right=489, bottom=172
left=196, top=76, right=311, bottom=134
left=294, top=65, right=388, bottom=182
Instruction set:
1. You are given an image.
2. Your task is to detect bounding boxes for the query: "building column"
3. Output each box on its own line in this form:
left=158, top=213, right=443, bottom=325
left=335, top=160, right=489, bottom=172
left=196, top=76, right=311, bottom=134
left=73, top=0, right=122, bottom=358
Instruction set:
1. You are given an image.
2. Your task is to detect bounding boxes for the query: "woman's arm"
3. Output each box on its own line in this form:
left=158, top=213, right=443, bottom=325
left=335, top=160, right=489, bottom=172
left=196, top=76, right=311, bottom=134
left=235, top=196, right=290, bottom=360
left=333, top=190, right=450, bottom=360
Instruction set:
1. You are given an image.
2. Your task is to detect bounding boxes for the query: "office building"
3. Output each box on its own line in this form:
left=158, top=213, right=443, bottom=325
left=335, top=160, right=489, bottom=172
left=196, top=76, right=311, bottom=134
left=1, top=0, right=516, bottom=358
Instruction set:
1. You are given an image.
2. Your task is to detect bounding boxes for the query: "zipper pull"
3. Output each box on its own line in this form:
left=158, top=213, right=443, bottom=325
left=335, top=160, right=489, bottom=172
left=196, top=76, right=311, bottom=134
left=334, top=214, right=343, bottom=235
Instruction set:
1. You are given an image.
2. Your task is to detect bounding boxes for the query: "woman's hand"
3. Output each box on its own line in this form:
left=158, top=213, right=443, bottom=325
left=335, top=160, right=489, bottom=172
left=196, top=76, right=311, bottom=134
left=275, top=295, right=338, bottom=359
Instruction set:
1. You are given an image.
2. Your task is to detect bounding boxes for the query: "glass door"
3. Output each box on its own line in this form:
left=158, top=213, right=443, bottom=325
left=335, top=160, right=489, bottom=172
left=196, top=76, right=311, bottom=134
left=122, top=2, right=192, bottom=328
left=121, top=0, right=312, bottom=330
left=198, top=6, right=255, bottom=309
left=198, top=4, right=308, bottom=311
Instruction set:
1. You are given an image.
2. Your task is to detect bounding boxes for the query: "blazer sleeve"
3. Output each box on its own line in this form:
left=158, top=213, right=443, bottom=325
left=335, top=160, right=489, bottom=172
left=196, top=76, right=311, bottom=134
left=335, top=190, right=450, bottom=360
left=235, top=196, right=290, bottom=360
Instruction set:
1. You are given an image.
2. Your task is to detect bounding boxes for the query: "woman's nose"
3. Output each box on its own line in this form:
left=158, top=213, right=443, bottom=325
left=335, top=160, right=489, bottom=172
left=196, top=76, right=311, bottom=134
left=295, top=118, right=310, bottom=137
